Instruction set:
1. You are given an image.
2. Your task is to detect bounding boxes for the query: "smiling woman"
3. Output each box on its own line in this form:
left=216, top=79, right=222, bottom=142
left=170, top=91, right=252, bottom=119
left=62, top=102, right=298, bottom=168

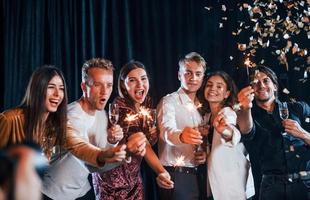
left=45, top=75, right=65, bottom=113
left=0, top=65, right=68, bottom=160
left=197, top=71, right=254, bottom=200
left=92, top=60, right=174, bottom=200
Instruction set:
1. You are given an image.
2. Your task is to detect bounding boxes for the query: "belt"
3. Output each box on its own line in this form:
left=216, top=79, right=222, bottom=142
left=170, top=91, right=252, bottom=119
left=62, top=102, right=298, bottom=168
left=165, top=166, right=198, bottom=174
left=263, top=171, right=310, bottom=183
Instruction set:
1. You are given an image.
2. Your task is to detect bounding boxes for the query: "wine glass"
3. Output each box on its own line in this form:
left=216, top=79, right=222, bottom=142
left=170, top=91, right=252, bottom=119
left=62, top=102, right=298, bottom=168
left=108, top=103, right=119, bottom=125
left=279, top=102, right=289, bottom=136
left=279, top=102, right=289, bottom=120
left=108, top=103, right=120, bottom=143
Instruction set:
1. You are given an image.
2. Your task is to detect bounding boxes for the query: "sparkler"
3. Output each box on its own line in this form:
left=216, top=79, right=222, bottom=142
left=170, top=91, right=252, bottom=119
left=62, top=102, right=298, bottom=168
left=233, top=69, right=260, bottom=112
left=138, top=106, right=152, bottom=128
left=124, top=113, right=139, bottom=132
left=168, top=154, right=186, bottom=198
left=173, top=155, right=186, bottom=167
left=186, top=102, right=204, bottom=152
left=124, top=113, right=139, bottom=122
left=244, top=57, right=257, bottom=85
left=137, top=106, right=157, bottom=143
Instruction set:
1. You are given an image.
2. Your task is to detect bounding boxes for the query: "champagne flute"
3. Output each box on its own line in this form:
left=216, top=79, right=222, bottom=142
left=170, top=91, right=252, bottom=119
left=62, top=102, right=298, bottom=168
left=108, top=103, right=119, bottom=143
left=279, top=102, right=289, bottom=136
left=108, top=103, right=119, bottom=125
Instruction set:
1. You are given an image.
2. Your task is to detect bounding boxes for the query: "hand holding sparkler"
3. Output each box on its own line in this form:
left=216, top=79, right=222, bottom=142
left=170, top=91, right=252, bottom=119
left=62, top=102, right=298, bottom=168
left=236, top=86, right=255, bottom=111
left=179, top=127, right=203, bottom=145
left=213, top=108, right=238, bottom=141
left=156, top=171, right=174, bottom=189
left=97, top=144, right=127, bottom=164
left=126, top=132, right=147, bottom=157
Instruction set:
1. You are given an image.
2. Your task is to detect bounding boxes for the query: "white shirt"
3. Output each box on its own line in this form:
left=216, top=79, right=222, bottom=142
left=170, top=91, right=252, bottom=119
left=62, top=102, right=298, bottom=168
left=42, top=101, right=117, bottom=200
left=157, top=88, right=202, bottom=167
left=207, top=107, right=255, bottom=200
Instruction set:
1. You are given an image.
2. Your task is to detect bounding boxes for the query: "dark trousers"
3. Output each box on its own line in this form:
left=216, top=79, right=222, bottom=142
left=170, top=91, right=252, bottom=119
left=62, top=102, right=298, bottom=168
left=158, top=165, right=206, bottom=200
left=159, top=172, right=199, bottom=200
left=260, top=175, right=310, bottom=200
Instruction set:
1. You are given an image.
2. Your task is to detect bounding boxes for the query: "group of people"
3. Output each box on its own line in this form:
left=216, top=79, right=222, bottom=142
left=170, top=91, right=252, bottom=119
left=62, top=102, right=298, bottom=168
left=0, top=52, right=309, bottom=200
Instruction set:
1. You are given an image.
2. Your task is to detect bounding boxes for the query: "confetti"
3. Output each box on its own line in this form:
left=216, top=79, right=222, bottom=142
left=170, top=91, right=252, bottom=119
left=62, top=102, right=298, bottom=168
left=283, top=88, right=290, bottom=94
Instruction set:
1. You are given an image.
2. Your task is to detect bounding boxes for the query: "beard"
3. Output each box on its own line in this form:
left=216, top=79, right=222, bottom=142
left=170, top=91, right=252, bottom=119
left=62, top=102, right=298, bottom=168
left=255, top=92, right=276, bottom=104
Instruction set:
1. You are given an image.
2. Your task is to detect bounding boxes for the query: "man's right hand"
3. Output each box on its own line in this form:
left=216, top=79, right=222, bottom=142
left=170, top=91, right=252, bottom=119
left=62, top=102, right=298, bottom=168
left=126, top=132, right=147, bottom=157
left=179, top=127, right=203, bottom=145
left=98, top=144, right=127, bottom=164
left=237, top=86, right=254, bottom=110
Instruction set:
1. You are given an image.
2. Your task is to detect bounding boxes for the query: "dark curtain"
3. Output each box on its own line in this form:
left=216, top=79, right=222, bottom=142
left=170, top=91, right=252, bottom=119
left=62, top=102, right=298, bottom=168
left=1, top=0, right=309, bottom=110
left=1, top=1, right=309, bottom=200
left=1, top=0, right=243, bottom=110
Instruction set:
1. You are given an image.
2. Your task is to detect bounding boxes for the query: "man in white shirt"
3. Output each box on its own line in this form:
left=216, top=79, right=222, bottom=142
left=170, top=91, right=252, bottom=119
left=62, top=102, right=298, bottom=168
left=42, top=58, right=147, bottom=200
left=157, top=52, right=207, bottom=200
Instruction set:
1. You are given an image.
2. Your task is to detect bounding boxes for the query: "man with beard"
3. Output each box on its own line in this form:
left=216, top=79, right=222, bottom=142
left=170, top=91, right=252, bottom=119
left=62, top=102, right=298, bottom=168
left=237, top=65, right=310, bottom=200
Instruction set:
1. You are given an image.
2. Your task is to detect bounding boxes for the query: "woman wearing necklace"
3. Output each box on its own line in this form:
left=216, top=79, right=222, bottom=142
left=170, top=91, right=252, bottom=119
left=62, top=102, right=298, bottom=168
left=197, top=71, right=255, bottom=200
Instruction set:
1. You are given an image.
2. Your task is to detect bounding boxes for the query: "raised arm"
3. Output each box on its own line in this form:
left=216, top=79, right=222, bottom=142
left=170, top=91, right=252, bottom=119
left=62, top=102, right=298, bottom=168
left=237, top=86, right=255, bottom=134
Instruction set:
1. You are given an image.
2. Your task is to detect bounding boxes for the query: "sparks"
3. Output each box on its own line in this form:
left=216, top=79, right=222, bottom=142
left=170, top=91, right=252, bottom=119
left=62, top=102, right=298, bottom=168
left=174, top=155, right=186, bottom=167
left=139, top=106, right=152, bottom=119
left=124, top=113, right=139, bottom=122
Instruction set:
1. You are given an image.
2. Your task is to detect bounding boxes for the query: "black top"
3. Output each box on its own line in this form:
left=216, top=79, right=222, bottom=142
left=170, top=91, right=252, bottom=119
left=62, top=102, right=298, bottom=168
left=242, top=100, right=310, bottom=175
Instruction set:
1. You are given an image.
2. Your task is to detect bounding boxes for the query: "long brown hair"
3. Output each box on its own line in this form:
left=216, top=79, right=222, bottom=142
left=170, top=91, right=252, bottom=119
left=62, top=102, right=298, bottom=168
left=20, top=65, right=68, bottom=147
left=197, top=71, right=238, bottom=115
left=117, top=60, right=152, bottom=107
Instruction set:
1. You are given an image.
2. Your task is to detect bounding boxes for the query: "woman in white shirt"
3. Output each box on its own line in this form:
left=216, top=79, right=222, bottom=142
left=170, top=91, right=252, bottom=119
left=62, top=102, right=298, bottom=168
left=197, top=71, right=255, bottom=200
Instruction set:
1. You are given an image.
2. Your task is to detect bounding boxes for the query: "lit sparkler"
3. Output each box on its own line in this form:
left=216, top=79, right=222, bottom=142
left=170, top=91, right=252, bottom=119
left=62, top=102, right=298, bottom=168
left=173, top=155, right=186, bottom=167
left=124, top=113, right=139, bottom=122
left=138, top=106, right=153, bottom=128
left=244, top=57, right=256, bottom=85
left=124, top=113, right=139, bottom=132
